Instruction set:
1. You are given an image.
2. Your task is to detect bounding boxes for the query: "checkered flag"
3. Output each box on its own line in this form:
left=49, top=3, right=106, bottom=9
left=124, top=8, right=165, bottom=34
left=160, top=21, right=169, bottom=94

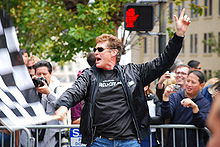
left=0, top=10, right=52, bottom=130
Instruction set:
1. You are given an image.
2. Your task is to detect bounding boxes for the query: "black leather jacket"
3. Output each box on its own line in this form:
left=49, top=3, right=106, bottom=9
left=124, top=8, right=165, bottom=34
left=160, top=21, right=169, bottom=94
left=56, top=34, right=183, bottom=145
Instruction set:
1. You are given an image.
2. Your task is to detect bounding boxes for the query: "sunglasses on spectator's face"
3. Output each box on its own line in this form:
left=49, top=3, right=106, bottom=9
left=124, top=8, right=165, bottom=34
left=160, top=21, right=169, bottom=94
left=27, top=66, right=34, bottom=69
left=93, top=47, right=115, bottom=52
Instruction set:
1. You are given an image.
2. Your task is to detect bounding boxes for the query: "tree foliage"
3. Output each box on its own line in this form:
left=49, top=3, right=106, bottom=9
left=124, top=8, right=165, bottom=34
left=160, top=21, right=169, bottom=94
left=0, top=0, right=135, bottom=63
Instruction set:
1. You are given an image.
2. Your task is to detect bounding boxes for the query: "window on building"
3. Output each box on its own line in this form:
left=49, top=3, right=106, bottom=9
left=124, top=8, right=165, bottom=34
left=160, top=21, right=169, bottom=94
left=195, top=0, right=199, bottom=17
left=204, top=69, right=212, bottom=79
left=178, top=6, right=181, bottom=16
left=144, top=37, right=147, bottom=54
left=178, top=2, right=184, bottom=16
left=203, top=33, right=213, bottom=53
left=190, top=34, right=198, bottom=53
left=204, top=0, right=208, bottom=16
left=204, top=70, right=207, bottom=78
left=190, top=34, right=193, bottom=53
left=169, top=3, right=173, bottom=20
left=208, top=70, right=212, bottom=79
left=204, top=0, right=213, bottom=16
left=154, top=37, right=158, bottom=54
left=60, top=65, right=64, bottom=71
left=191, top=0, right=194, bottom=18
left=191, top=0, right=198, bottom=18
left=204, top=33, right=207, bottom=53
left=208, top=33, right=213, bottom=53
left=209, top=0, right=212, bottom=16
left=195, top=34, right=198, bottom=53
left=219, top=0, right=220, bottom=15
left=218, top=32, right=220, bottom=48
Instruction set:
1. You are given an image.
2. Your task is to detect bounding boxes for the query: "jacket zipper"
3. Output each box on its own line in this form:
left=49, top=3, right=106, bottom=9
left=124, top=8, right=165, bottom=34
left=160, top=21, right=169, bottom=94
left=90, top=71, right=99, bottom=144
left=116, top=66, right=141, bottom=143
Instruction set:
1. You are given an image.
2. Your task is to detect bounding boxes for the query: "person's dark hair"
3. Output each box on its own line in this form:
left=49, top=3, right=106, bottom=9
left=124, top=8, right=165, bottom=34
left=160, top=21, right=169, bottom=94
left=96, top=34, right=125, bottom=63
left=188, top=70, right=205, bottom=83
left=19, top=49, right=28, bottom=55
left=187, top=60, right=200, bottom=69
left=87, top=52, right=96, bottom=67
left=34, top=60, right=52, bottom=73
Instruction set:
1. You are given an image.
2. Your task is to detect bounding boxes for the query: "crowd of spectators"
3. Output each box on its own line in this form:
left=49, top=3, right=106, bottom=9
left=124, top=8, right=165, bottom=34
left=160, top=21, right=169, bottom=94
left=1, top=49, right=219, bottom=147
left=144, top=58, right=219, bottom=147
left=4, top=45, right=218, bottom=147
left=17, top=46, right=220, bottom=147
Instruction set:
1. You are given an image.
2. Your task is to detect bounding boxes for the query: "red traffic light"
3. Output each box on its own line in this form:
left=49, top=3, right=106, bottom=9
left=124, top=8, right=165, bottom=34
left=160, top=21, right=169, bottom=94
left=124, top=4, right=154, bottom=31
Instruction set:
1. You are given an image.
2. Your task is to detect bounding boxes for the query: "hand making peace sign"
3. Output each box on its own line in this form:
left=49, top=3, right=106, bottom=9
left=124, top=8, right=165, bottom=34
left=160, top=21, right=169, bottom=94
left=174, top=8, right=191, bottom=37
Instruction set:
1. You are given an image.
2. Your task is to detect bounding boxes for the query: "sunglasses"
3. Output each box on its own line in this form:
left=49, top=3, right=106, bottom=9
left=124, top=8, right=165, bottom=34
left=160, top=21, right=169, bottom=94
left=27, top=66, right=34, bottom=69
left=93, top=47, right=115, bottom=52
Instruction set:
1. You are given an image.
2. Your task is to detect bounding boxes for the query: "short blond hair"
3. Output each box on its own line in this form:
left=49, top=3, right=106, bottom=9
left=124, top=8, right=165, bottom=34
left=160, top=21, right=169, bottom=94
left=96, top=34, right=125, bottom=63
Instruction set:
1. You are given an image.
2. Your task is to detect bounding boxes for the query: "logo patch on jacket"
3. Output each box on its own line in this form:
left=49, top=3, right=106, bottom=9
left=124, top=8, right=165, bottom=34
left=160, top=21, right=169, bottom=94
left=128, top=81, right=135, bottom=87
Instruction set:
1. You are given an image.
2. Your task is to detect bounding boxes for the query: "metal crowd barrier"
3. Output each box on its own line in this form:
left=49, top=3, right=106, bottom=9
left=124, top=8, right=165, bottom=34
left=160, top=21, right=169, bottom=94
left=0, top=124, right=211, bottom=147
left=0, top=126, right=33, bottom=147
left=26, top=124, right=80, bottom=147
left=150, top=124, right=211, bottom=147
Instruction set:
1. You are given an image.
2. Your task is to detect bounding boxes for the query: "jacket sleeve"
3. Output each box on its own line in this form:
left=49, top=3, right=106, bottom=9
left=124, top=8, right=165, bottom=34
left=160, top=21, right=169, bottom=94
left=135, top=34, right=184, bottom=86
left=161, top=94, right=176, bottom=119
left=55, top=69, right=91, bottom=109
left=192, top=100, right=211, bottom=128
left=45, top=86, right=65, bottom=107
left=156, top=84, right=165, bottom=101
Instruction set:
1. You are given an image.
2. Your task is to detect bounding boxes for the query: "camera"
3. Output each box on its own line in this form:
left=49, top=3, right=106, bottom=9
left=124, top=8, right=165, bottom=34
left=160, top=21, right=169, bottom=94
left=173, top=84, right=181, bottom=92
left=32, top=77, right=48, bottom=87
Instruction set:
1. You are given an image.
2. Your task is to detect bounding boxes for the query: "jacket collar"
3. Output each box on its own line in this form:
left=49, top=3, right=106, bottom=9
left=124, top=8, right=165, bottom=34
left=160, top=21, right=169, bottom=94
left=179, top=89, right=204, bottom=101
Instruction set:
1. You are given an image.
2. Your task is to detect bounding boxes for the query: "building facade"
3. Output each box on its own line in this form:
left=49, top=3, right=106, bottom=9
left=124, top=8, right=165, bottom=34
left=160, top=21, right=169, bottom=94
left=126, top=0, right=220, bottom=79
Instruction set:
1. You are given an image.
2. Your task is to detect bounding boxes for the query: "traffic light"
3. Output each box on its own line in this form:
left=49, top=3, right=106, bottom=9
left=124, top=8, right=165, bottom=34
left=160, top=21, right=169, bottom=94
left=124, top=4, right=154, bottom=31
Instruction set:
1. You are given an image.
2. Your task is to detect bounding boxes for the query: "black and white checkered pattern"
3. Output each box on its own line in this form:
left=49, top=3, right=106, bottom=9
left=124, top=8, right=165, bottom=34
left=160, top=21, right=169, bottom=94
left=0, top=10, right=50, bottom=130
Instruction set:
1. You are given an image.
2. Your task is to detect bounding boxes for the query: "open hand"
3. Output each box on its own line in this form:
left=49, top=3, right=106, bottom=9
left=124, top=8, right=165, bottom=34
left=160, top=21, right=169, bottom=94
left=163, top=84, right=177, bottom=101
left=55, top=106, right=68, bottom=120
left=174, top=8, right=191, bottom=37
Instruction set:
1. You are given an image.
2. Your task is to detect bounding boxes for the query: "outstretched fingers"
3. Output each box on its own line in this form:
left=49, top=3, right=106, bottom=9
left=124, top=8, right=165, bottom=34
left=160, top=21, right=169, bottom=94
left=173, top=15, right=178, bottom=22
left=179, top=8, right=185, bottom=19
left=174, top=8, right=191, bottom=36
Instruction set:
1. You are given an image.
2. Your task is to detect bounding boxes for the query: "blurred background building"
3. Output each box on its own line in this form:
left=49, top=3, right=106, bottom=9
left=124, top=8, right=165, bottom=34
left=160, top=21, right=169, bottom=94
left=124, top=0, right=220, bottom=80
left=52, top=52, right=90, bottom=88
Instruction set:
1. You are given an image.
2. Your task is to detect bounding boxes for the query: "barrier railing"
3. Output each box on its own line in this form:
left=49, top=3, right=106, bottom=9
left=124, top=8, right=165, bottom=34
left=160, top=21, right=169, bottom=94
left=150, top=125, right=211, bottom=147
left=0, top=126, right=33, bottom=147
left=0, top=124, right=211, bottom=147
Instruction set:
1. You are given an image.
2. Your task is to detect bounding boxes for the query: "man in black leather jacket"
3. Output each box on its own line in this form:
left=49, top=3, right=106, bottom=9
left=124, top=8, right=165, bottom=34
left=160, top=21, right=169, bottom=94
left=55, top=9, right=191, bottom=146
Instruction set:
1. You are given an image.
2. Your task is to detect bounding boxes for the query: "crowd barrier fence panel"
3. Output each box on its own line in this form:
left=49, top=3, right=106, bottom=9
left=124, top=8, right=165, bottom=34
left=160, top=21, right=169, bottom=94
left=150, top=125, right=211, bottom=147
left=0, top=126, right=32, bottom=147
left=0, top=124, right=211, bottom=147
